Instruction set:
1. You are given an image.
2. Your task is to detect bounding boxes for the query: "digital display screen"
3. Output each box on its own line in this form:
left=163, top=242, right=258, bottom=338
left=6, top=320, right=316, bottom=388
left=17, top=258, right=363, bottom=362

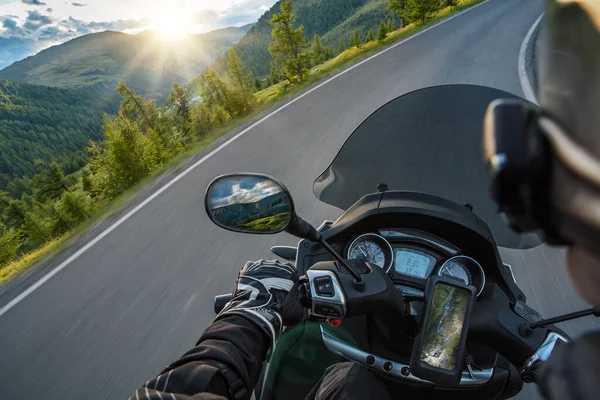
left=395, top=249, right=432, bottom=278
left=420, top=283, right=469, bottom=370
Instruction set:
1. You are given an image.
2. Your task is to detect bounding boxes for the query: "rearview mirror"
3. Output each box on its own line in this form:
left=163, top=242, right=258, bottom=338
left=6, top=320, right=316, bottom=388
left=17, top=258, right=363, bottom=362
left=205, top=173, right=294, bottom=234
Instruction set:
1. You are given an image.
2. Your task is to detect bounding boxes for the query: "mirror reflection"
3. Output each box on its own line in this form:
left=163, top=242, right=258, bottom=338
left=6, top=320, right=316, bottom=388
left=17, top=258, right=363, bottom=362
left=206, top=175, right=293, bottom=234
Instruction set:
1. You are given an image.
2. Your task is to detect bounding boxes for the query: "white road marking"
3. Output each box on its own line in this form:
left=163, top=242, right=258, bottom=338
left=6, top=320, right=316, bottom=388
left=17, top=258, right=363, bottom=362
left=0, top=0, right=492, bottom=319
left=518, top=13, right=544, bottom=104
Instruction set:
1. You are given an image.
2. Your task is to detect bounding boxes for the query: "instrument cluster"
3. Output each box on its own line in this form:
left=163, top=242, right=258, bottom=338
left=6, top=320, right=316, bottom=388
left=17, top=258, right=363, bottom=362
left=345, top=230, right=486, bottom=296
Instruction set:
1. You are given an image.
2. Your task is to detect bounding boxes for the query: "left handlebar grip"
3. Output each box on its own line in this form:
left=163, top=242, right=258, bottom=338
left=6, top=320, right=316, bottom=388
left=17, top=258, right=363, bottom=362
left=214, top=294, right=232, bottom=314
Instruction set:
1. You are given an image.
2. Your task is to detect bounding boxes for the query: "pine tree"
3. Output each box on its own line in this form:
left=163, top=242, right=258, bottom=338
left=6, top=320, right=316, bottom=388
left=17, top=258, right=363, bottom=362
left=116, top=82, right=157, bottom=133
left=169, top=83, right=192, bottom=140
left=324, top=46, right=334, bottom=60
left=377, top=21, right=388, bottom=42
left=388, top=18, right=396, bottom=33
left=254, top=78, right=262, bottom=91
left=227, top=48, right=254, bottom=113
left=365, top=29, right=375, bottom=43
left=350, top=29, right=362, bottom=48
left=443, top=0, right=457, bottom=9
left=200, top=67, right=232, bottom=112
left=388, top=0, right=407, bottom=18
left=30, top=161, right=70, bottom=202
left=268, top=0, right=310, bottom=83
left=402, top=0, right=440, bottom=24
left=337, top=38, right=346, bottom=54
left=311, top=33, right=327, bottom=65
left=0, top=229, right=21, bottom=267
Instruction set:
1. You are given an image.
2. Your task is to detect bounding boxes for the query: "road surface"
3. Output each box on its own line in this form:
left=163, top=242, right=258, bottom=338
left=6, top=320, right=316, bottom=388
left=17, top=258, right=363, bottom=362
left=1, top=0, right=597, bottom=398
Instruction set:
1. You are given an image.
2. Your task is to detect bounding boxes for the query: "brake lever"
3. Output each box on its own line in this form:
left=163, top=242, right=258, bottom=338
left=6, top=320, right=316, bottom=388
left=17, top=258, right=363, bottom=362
left=520, top=331, right=569, bottom=383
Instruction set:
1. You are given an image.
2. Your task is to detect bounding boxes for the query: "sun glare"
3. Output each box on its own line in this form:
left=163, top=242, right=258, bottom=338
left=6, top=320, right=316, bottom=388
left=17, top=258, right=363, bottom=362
left=149, top=7, right=193, bottom=39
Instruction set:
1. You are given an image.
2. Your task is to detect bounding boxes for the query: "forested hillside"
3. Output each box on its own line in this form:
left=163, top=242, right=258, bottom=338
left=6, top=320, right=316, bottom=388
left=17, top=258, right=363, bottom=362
left=0, top=79, right=120, bottom=193
left=322, top=0, right=391, bottom=45
left=0, top=25, right=252, bottom=100
left=231, top=0, right=386, bottom=78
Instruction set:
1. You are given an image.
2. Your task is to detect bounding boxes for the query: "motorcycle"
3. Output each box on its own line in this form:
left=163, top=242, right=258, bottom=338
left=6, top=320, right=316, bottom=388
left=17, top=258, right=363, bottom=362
left=205, top=85, right=597, bottom=400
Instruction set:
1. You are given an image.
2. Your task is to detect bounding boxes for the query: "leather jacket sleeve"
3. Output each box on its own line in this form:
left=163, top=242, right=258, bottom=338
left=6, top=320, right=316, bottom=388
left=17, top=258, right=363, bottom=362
left=130, top=314, right=270, bottom=400
left=539, top=331, right=600, bottom=400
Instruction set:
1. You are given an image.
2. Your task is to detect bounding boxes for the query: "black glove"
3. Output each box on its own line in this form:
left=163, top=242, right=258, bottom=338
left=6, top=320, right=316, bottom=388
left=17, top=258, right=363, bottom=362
left=216, top=259, right=303, bottom=347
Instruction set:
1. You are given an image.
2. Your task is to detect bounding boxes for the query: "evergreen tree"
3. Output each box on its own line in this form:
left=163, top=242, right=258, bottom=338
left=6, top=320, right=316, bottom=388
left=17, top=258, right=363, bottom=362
left=200, top=67, right=232, bottom=112
left=388, top=18, right=396, bottom=33
left=190, top=103, right=213, bottom=138
left=116, top=82, right=157, bottom=133
left=168, top=83, right=192, bottom=140
left=365, top=29, right=375, bottom=43
left=350, top=29, right=362, bottom=48
left=265, top=77, right=272, bottom=87
left=31, top=160, right=69, bottom=202
left=377, top=21, right=388, bottom=42
left=254, top=78, right=262, bottom=92
left=402, top=0, right=440, bottom=24
left=337, top=38, right=346, bottom=54
left=324, top=46, right=334, bottom=60
left=0, top=192, right=9, bottom=226
left=387, top=0, right=406, bottom=19
left=227, top=48, right=254, bottom=113
left=311, top=33, right=328, bottom=66
left=443, top=0, right=458, bottom=9
left=0, top=229, right=21, bottom=267
left=268, top=0, right=310, bottom=83
left=4, top=199, right=26, bottom=229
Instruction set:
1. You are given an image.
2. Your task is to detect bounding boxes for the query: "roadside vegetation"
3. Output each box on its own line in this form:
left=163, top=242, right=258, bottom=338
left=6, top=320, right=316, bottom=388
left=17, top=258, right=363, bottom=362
left=0, top=0, right=482, bottom=285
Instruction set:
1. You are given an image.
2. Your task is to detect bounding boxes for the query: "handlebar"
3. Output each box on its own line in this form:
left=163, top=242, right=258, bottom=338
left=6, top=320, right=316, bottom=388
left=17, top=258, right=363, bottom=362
left=213, top=261, right=569, bottom=387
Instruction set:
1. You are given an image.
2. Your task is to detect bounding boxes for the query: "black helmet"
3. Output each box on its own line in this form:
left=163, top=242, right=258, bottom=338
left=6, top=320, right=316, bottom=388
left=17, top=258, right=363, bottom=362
left=484, top=0, right=600, bottom=256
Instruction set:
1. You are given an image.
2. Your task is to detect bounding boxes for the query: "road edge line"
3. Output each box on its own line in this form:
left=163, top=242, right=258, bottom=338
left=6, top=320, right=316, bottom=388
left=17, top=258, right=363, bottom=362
left=0, top=0, right=492, bottom=319
left=519, top=13, right=544, bottom=104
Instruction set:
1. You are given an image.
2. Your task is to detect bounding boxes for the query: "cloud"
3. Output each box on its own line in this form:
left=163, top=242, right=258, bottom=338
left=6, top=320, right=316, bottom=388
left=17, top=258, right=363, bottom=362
left=23, top=10, right=53, bottom=31
left=0, top=12, right=147, bottom=69
left=21, top=0, right=47, bottom=5
left=46, top=7, right=52, bottom=13
left=208, top=177, right=284, bottom=207
left=193, top=10, right=219, bottom=25
left=71, top=2, right=87, bottom=7
left=3, top=18, right=17, bottom=31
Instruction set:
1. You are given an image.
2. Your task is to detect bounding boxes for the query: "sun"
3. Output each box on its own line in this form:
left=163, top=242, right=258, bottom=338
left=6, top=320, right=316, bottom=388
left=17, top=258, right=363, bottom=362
left=149, top=7, right=193, bottom=39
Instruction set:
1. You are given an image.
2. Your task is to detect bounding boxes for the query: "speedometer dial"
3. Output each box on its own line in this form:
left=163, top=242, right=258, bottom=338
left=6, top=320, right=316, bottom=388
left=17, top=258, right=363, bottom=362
left=347, top=234, right=393, bottom=272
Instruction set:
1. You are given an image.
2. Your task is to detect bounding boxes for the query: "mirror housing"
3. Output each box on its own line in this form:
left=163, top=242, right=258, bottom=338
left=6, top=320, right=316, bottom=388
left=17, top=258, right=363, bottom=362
left=205, top=173, right=295, bottom=234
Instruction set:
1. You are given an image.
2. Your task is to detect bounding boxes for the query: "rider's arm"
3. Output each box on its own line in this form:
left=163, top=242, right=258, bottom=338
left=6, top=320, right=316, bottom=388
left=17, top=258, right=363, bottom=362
left=130, top=314, right=269, bottom=400
left=130, top=259, right=301, bottom=400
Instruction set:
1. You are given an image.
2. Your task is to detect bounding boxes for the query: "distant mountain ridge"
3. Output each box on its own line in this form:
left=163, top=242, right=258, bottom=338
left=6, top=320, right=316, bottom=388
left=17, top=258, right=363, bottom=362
left=0, top=24, right=253, bottom=99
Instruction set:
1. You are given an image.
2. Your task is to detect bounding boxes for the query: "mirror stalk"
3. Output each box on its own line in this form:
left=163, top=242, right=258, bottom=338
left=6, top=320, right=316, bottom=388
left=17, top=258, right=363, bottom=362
left=287, top=215, right=365, bottom=289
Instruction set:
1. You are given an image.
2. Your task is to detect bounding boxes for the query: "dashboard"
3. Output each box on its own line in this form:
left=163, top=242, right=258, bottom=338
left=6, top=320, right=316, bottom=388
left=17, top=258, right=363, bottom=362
left=345, top=229, right=486, bottom=296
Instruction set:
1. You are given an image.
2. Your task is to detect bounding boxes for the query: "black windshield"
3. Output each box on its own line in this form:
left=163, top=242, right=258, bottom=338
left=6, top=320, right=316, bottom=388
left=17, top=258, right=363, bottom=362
left=313, top=85, right=540, bottom=249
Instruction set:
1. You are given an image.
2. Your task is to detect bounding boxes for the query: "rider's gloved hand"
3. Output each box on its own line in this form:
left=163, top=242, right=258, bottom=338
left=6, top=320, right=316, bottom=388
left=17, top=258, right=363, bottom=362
left=216, top=259, right=303, bottom=346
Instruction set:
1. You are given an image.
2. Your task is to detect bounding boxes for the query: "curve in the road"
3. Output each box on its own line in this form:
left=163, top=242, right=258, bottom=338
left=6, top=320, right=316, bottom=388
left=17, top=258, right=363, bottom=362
left=0, top=0, right=492, bottom=319
left=3, top=2, right=594, bottom=400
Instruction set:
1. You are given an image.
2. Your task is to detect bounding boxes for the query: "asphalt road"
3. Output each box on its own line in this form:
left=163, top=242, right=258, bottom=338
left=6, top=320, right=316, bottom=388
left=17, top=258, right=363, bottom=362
left=1, top=0, right=598, bottom=399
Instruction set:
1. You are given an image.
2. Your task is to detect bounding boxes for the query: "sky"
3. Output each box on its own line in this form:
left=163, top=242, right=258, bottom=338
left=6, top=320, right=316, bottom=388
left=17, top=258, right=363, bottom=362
left=0, top=0, right=277, bottom=69
left=208, top=177, right=284, bottom=208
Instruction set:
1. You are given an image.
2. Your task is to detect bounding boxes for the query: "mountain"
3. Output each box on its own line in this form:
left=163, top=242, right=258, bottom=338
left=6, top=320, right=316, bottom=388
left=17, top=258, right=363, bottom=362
left=0, top=79, right=120, bottom=188
left=231, top=0, right=391, bottom=78
left=0, top=24, right=253, bottom=100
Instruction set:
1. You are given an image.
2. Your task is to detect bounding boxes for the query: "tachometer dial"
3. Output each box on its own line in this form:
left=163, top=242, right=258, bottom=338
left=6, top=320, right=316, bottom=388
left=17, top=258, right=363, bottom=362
left=347, top=234, right=393, bottom=272
left=437, top=256, right=486, bottom=296
left=438, top=260, right=472, bottom=285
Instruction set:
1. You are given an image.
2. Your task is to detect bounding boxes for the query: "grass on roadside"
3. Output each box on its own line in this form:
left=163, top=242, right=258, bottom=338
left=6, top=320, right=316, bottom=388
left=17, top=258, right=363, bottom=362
left=0, top=0, right=484, bottom=287
left=0, top=235, right=67, bottom=286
